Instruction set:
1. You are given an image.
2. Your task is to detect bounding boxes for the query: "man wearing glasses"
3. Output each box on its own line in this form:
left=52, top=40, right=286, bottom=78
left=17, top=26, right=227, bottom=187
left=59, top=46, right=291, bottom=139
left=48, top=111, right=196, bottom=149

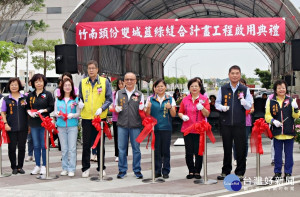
left=114, top=72, right=144, bottom=179
left=79, top=60, right=112, bottom=178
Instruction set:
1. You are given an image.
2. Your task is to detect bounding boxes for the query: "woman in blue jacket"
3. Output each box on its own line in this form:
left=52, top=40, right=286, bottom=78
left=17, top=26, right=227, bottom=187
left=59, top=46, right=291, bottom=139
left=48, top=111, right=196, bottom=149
left=55, top=78, right=80, bottom=177
left=145, top=79, right=176, bottom=179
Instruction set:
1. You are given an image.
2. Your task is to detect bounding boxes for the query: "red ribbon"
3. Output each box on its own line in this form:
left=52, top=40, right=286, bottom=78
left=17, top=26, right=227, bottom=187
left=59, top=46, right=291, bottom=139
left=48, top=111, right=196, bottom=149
left=91, top=116, right=112, bottom=149
left=136, top=115, right=157, bottom=150
left=0, top=116, right=10, bottom=147
left=250, top=118, right=273, bottom=155
left=58, top=110, right=68, bottom=127
left=109, top=107, right=116, bottom=113
left=31, top=110, right=59, bottom=149
left=246, top=109, right=251, bottom=116
left=183, top=120, right=216, bottom=156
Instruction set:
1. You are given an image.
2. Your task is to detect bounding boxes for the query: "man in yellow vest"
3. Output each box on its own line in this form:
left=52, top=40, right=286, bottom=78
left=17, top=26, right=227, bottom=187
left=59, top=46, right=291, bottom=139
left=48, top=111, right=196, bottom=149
left=78, top=60, right=112, bottom=178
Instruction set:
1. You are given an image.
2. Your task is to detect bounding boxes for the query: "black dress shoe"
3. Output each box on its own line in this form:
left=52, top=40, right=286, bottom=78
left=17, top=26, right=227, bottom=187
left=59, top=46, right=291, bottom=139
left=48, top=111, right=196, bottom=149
left=272, top=173, right=282, bottom=180
left=217, top=173, right=227, bottom=180
left=18, top=169, right=25, bottom=174
left=163, top=174, right=169, bottom=179
left=284, top=173, right=292, bottom=181
left=12, top=169, right=18, bottom=175
left=186, top=173, right=194, bottom=179
left=155, top=173, right=162, bottom=178
left=195, top=174, right=201, bottom=179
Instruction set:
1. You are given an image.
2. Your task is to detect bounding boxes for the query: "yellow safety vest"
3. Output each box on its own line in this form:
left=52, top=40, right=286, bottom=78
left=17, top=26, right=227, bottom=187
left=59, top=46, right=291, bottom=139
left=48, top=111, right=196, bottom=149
left=81, top=76, right=108, bottom=119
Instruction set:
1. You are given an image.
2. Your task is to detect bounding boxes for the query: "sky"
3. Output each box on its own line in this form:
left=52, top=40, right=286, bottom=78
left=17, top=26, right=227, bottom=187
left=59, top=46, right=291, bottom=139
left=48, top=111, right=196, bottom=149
left=164, top=0, right=300, bottom=80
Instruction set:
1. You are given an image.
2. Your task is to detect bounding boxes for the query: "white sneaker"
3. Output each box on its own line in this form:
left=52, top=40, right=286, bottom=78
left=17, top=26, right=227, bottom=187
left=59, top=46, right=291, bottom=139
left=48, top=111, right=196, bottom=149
left=233, top=160, right=237, bottom=166
left=60, top=170, right=68, bottom=176
left=115, top=157, right=119, bottom=162
left=82, top=169, right=90, bottom=178
left=30, top=166, right=40, bottom=175
left=103, top=170, right=106, bottom=176
left=90, top=154, right=97, bottom=161
left=40, top=166, right=46, bottom=175
left=68, top=172, right=75, bottom=177
left=25, top=156, right=33, bottom=162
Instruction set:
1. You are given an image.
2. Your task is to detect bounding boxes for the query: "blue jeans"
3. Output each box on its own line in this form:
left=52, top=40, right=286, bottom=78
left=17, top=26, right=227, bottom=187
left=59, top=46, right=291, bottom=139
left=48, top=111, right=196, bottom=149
left=27, top=132, right=34, bottom=156
left=274, top=138, right=294, bottom=174
left=31, top=127, right=46, bottom=166
left=58, top=126, right=78, bottom=172
left=118, top=127, right=141, bottom=173
left=233, top=126, right=251, bottom=160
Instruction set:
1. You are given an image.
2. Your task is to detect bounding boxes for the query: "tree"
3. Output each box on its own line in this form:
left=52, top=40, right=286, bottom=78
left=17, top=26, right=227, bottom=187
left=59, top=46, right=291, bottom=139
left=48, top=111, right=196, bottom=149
left=178, top=76, right=188, bottom=90
left=11, top=43, right=26, bottom=77
left=0, top=41, right=13, bottom=73
left=0, top=0, right=45, bottom=36
left=29, top=38, right=62, bottom=76
left=254, top=68, right=271, bottom=89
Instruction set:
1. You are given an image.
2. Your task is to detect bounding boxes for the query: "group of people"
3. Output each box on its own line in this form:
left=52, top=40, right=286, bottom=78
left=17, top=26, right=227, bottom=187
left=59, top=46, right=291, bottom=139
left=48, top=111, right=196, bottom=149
left=1, top=62, right=298, bottom=182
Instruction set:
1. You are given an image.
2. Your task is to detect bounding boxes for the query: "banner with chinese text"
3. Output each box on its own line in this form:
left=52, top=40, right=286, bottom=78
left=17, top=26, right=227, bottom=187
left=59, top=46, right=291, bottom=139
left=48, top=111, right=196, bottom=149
left=76, top=18, right=285, bottom=46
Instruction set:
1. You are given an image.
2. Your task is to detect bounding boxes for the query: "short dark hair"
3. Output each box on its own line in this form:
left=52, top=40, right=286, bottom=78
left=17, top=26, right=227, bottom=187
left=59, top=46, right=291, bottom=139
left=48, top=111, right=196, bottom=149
left=229, top=65, right=241, bottom=73
left=240, top=78, right=247, bottom=85
left=58, top=78, right=76, bottom=100
left=209, top=95, right=216, bottom=100
left=188, top=77, right=207, bottom=95
left=273, top=80, right=288, bottom=96
left=62, top=72, right=72, bottom=81
left=7, top=77, right=23, bottom=93
left=30, top=73, right=47, bottom=89
left=189, top=77, right=206, bottom=95
left=87, top=60, right=98, bottom=68
left=153, top=79, right=166, bottom=88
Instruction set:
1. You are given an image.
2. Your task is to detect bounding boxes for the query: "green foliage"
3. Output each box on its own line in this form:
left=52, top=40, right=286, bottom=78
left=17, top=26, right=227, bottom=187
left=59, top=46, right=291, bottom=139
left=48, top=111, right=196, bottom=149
left=141, top=89, right=148, bottom=93
left=295, top=118, right=300, bottom=144
left=164, top=76, right=176, bottom=84
left=254, top=68, right=271, bottom=89
left=178, top=76, right=188, bottom=85
left=0, top=41, right=13, bottom=73
left=11, top=43, right=26, bottom=77
left=29, top=38, right=62, bottom=76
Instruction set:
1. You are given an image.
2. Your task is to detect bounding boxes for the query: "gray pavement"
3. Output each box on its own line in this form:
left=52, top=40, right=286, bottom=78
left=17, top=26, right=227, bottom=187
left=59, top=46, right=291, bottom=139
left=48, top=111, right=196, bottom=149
left=0, top=133, right=300, bottom=197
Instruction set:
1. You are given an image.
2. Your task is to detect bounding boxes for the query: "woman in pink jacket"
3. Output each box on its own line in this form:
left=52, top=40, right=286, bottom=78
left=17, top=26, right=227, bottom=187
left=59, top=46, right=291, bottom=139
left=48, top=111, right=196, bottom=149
left=178, top=78, right=210, bottom=179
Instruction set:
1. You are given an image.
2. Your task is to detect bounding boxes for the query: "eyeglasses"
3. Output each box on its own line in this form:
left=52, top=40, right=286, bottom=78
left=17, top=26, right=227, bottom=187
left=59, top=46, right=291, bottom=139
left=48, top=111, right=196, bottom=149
left=88, top=67, right=97, bottom=70
left=125, top=78, right=136, bottom=81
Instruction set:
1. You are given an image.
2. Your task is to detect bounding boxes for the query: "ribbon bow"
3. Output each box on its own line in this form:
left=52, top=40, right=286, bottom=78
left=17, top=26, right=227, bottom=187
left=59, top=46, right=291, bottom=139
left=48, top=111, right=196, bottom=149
left=183, top=120, right=216, bottom=156
left=250, top=118, right=273, bottom=155
left=31, top=110, right=59, bottom=149
left=0, top=116, right=10, bottom=147
left=91, top=116, right=112, bottom=149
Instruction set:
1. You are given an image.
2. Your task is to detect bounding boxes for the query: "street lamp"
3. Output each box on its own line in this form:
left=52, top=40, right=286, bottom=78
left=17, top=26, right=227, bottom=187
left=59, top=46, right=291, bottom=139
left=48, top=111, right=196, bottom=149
left=190, top=63, right=200, bottom=79
left=175, top=55, right=187, bottom=87
left=25, top=24, right=33, bottom=92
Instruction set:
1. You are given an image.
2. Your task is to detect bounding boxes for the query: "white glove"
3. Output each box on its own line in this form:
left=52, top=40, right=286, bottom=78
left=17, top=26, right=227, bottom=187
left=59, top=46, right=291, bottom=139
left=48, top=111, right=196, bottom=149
left=95, top=108, right=102, bottom=116
left=221, top=106, right=230, bottom=112
left=139, top=102, right=144, bottom=110
left=115, top=106, right=122, bottom=113
left=27, top=111, right=36, bottom=118
left=78, top=99, right=85, bottom=109
left=67, top=113, right=74, bottom=119
left=38, top=109, right=45, bottom=114
left=273, top=120, right=283, bottom=127
left=292, top=99, right=298, bottom=109
left=240, top=98, right=247, bottom=106
left=196, top=102, right=204, bottom=110
left=182, top=115, right=189, bottom=122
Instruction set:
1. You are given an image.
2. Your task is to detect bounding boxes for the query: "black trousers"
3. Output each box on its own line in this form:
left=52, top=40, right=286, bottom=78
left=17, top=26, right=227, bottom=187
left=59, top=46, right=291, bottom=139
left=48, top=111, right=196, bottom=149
left=7, top=131, right=28, bottom=170
left=113, top=121, right=119, bottom=157
left=184, top=133, right=203, bottom=174
left=221, top=125, right=246, bottom=176
left=82, top=119, right=106, bottom=172
left=155, top=130, right=171, bottom=175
